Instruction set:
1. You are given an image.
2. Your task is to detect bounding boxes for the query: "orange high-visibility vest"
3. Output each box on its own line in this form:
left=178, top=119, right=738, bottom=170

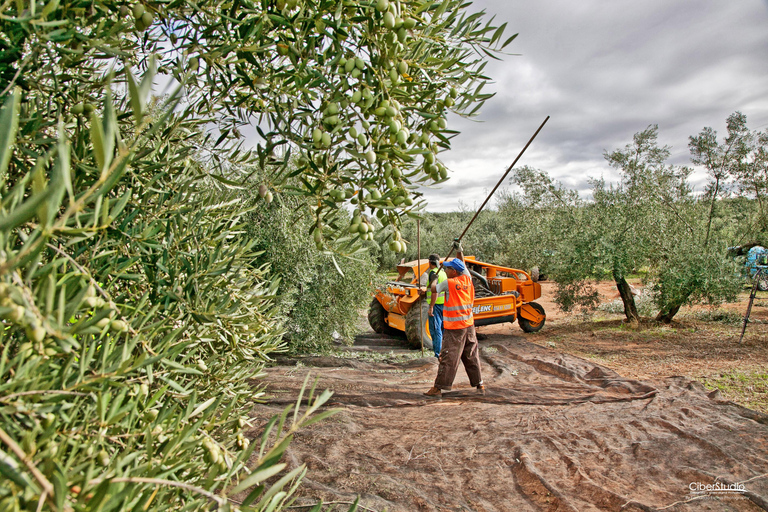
left=443, top=274, right=474, bottom=330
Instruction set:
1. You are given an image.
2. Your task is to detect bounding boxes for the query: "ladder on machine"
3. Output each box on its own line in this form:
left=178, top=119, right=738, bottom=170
left=739, top=267, right=766, bottom=344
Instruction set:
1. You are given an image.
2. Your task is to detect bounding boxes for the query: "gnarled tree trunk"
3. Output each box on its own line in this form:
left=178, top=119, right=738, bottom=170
left=655, top=304, right=681, bottom=324
left=613, top=271, right=640, bottom=323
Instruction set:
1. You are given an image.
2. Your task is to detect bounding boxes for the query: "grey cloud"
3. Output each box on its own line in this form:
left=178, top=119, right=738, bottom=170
left=422, top=0, right=768, bottom=211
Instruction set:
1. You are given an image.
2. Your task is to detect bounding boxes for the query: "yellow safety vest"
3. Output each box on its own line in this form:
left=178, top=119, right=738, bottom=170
left=426, top=268, right=447, bottom=305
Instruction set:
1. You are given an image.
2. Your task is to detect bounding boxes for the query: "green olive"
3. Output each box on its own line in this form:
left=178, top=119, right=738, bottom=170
left=26, top=326, right=46, bottom=344
left=21, top=436, right=36, bottom=457
left=383, top=11, right=395, bottom=29
left=111, top=320, right=128, bottom=332
left=140, top=11, right=153, bottom=28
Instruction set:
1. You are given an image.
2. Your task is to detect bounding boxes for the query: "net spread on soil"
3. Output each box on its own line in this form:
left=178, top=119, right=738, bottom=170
left=246, top=334, right=768, bottom=512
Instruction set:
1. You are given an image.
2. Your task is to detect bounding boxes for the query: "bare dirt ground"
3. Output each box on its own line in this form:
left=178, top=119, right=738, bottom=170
left=246, top=281, right=768, bottom=511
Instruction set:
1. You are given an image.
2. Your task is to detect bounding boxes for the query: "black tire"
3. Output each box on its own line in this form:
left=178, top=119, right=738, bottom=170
left=405, top=299, right=433, bottom=350
left=368, top=298, right=398, bottom=335
left=518, top=301, right=546, bottom=333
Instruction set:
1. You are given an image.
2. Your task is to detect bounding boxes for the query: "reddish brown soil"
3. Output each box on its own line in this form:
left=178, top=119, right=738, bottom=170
left=245, top=281, right=768, bottom=511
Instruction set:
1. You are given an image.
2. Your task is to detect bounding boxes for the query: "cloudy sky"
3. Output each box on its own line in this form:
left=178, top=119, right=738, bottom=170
left=421, top=0, right=768, bottom=211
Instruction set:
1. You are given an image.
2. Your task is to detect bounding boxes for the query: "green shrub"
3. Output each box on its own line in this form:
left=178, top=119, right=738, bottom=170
left=247, top=195, right=383, bottom=353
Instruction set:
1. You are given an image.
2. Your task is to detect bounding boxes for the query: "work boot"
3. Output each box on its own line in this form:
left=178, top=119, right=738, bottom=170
left=424, top=387, right=442, bottom=397
left=476, top=384, right=485, bottom=395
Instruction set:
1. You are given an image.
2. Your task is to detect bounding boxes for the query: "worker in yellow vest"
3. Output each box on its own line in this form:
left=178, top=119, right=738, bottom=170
left=424, top=240, right=484, bottom=397
left=420, top=253, right=447, bottom=358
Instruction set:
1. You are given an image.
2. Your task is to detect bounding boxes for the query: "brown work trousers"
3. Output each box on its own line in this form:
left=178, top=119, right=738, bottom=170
left=434, top=324, right=483, bottom=390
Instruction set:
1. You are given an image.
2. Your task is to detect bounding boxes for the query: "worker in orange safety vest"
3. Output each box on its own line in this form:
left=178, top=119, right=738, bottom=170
left=424, top=239, right=484, bottom=397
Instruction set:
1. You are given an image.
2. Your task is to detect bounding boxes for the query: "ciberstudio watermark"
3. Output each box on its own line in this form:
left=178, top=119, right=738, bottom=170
left=688, top=481, right=747, bottom=500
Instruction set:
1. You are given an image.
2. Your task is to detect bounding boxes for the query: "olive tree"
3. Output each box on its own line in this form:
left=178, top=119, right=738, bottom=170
left=0, top=0, right=515, bottom=509
left=500, top=166, right=603, bottom=316
left=690, top=111, right=768, bottom=244
left=500, top=127, right=741, bottom=324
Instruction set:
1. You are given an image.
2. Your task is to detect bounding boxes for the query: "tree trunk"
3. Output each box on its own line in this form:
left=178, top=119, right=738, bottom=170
left=613, top=272, right=639, bottom=323
left=655, top=304, right=681, bottom=324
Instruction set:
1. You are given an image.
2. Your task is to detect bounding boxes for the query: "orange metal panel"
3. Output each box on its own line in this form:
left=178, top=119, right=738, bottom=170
left=387, top=312, right=406, bottom=332
left=520, top=302, right=545, bottom=324
left=471, top=296, right=518, bottom=321
left=519, top=282, right=538, bottom=303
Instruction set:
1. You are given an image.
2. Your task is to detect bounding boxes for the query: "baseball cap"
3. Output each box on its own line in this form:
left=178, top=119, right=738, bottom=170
left=443, top=259, right=466, bottom=273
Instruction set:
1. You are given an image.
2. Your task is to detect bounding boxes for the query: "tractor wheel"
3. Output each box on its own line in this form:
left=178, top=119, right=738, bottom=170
left=368, top=298, right=398, bottom=335
left=758, top=274, right=768, bottom=292
left=405, top=299, right=433, bottom=350
left=519, top=302, right=546, bottom=333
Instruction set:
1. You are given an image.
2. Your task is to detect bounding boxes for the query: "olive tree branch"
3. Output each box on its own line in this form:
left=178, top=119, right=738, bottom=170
left=0, top=426, right=58, bottom=511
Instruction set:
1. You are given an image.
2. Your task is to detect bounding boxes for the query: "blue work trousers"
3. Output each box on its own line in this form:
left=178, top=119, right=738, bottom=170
left=429, top=303, right=444, bottom=358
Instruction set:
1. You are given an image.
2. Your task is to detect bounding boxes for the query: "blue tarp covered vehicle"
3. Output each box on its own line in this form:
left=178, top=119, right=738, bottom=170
left=745, top=246, right=768, bottom=290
